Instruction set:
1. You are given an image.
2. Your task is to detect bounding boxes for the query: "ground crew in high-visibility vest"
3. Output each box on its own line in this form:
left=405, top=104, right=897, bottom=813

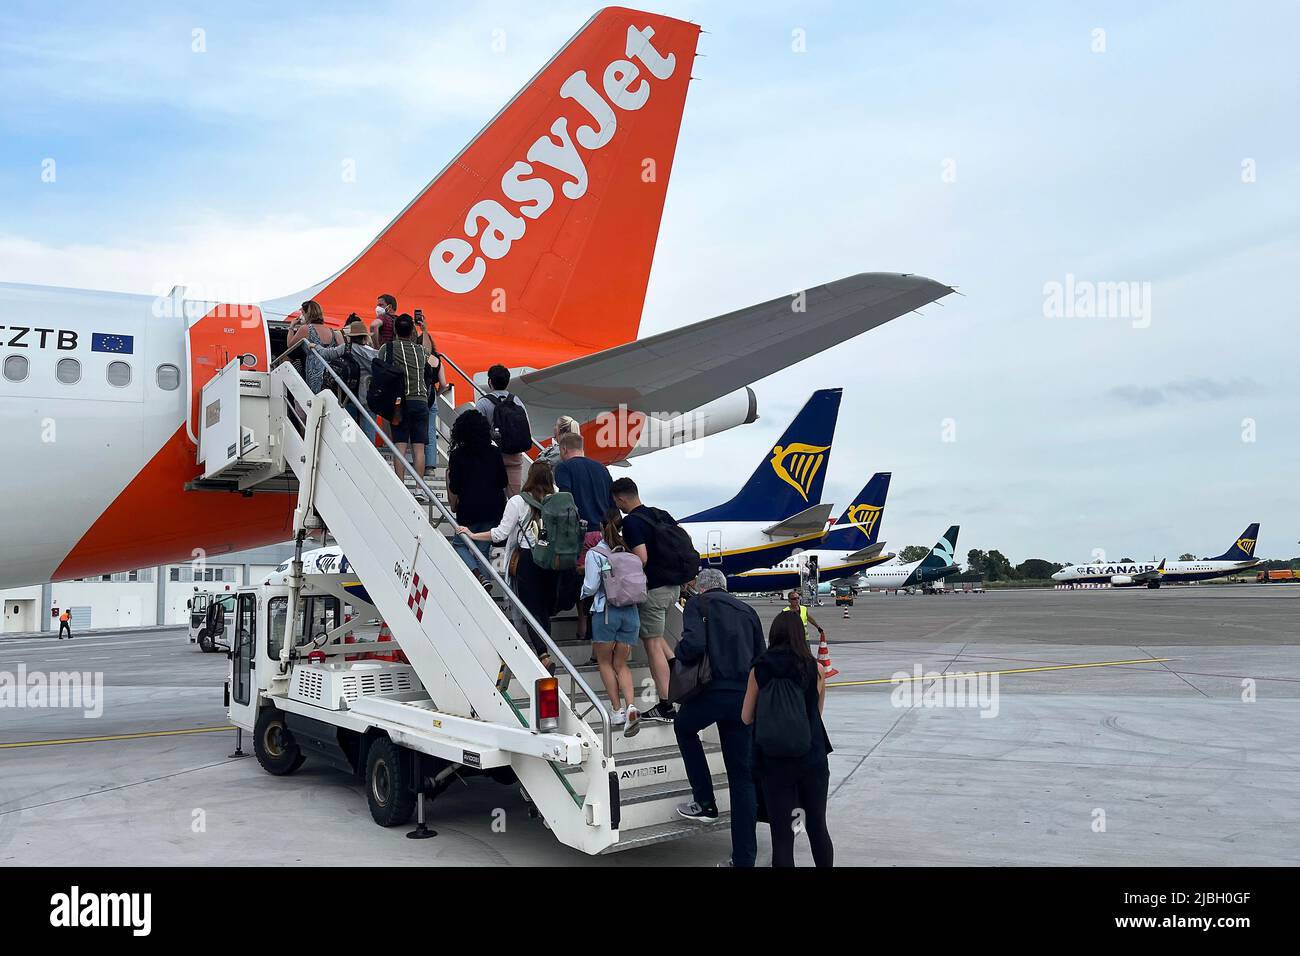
left=58, top=609, right=73, bottom=640
left=786, top=590, right=824, bottom=643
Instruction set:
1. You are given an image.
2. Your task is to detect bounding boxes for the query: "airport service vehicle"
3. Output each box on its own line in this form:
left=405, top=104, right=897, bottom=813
left=206, top=349, right=735, bottom=854
left=729, top=471, right=895, bottom=593
left=682, top=389, right=844, bottom=577
left=0, top=6, right=952, bottom=593
left=1051, top=524, right=1260, bottom=587
left=858, top=526, right=961, bottom=593
left=1258, top=569, right=1296, bottom=582
left=188, top=588, right=236, bottom=653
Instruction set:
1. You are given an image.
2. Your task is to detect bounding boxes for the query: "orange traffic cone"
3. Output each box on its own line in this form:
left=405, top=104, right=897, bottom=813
left=815, top=630, right=839, bottom=679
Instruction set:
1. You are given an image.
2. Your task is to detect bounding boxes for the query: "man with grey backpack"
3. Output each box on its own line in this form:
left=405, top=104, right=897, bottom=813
left=580, top=509, right=646, bottom=731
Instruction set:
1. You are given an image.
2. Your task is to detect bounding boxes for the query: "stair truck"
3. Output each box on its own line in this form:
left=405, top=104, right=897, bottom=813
left=198, top=346, right=731, bottom=854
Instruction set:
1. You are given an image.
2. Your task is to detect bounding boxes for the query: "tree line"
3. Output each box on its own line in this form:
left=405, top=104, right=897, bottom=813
left=889, top=546, right=1300, bottom=581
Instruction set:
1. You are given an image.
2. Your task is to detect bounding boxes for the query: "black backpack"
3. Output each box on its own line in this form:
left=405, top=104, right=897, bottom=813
left=329, top=342, right=362, bottom=400
left=755, top=659, right=813, bottom=759
left=487, top=393, right=533, bottom=454
left=642, top=507, right=701, bottom=586
left=366, top=342, right=404, bottom=419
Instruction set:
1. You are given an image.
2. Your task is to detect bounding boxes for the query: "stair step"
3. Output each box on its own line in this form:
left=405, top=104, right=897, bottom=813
left=560, top=742, right=724, bottom=797
left=603, top=813, right=733, bottom=854
left=616, top=773, right=732, bottom=831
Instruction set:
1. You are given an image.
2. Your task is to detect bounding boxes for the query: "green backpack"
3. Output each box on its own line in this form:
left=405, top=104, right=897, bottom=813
left=522, top=492, right=582, bottom=571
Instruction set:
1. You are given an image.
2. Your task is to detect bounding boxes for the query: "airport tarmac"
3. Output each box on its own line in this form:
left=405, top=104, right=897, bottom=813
left=2, top=587, right=1297, bottom=866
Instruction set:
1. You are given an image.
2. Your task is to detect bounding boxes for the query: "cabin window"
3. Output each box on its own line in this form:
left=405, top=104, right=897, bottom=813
left=2, top=355, right=28, bottom=382
left=106, top=361, right=132, bottom=387
left=156, top=364, right=180, bottom=390
left=56, top=358, right=81, bottom=384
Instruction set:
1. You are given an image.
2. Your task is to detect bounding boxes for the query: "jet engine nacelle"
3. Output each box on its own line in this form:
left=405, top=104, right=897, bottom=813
left=1110, top=575, right=1133, bottom=586
left=623, top=387, right=759, bottom=460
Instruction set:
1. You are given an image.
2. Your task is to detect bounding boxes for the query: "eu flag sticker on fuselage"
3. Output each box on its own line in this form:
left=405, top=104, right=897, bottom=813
left=91, top=332, right=134, bottom=354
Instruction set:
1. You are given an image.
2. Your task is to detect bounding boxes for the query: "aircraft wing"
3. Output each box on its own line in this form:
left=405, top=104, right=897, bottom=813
left=761, top=503, right=835, bottom=538
left=509, top=272, right=953, bottom=428
left=842, top=541, right=887, bottom=563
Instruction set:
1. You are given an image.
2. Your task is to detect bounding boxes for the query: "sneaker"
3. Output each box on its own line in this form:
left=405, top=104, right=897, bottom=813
left=676, top=801, right=719, bottom=822
left=716, top=859, right=735, bottom=868
left=413, top=489, right=429, bottom=504
left=642, top=700, right=676, bottom=723
left=610, top=708, right=627, bottom=728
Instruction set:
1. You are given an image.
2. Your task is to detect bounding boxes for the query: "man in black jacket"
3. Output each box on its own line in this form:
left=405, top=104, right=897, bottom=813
left=672, top=567, right=765, bottom=867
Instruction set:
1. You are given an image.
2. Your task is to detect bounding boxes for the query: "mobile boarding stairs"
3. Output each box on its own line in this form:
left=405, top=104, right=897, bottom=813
left=194, top=348, right=731, bottom=855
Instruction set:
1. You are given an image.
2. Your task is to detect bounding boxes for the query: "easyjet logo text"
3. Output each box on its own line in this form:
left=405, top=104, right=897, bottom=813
left=429, top=25, right=678, bottom=294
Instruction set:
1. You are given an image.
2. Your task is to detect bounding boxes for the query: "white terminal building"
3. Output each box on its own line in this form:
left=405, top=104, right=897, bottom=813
left=0, top=543, right=296, bottom=635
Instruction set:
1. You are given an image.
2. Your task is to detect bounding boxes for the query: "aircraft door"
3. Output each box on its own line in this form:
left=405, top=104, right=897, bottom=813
left=707, top=530, right=723, bottom=565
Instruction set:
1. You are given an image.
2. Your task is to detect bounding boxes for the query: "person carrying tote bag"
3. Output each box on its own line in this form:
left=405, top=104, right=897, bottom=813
left=667, top=567, right=765, bottom=868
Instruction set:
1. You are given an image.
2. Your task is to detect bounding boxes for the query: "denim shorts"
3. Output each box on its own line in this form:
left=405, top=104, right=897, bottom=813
left=591, top=603, right=640, bottom=646
left=392, top=399, right=430, bottom=444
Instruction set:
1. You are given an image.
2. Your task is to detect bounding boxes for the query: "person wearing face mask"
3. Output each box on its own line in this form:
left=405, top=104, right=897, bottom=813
left=368, top=293, right=399, bottom=440
left=371, top=293, right=398, bottom=346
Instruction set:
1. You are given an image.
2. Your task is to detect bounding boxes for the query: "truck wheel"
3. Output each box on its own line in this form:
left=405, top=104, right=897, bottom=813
left=197, top=630, right=214, bottom=653
left=365, top=737, right=415, bottom=827
left=253, top=708, right=306, bottom=775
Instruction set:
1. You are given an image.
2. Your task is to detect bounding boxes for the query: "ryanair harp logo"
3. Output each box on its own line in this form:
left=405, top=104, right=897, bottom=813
left=845, top=503, right=882, bottom=538
left=770, top=443, right=830, bottom=501
left=1237, top=537, right=1256, bottom=555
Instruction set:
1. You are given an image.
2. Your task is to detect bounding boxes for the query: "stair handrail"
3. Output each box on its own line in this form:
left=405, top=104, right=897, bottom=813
left=271, top=339, right=613, bottom=755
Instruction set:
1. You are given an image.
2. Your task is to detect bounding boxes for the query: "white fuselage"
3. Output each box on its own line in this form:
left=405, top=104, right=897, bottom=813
left=0, top=282, right=192, bottom=585
left=683, top=520, right=826, bottom=578
left=1052, top=559, right=1257, bottom=585
left=732, top=546, right=887, bottom=589
left=856, top=559, right=926, bottom=590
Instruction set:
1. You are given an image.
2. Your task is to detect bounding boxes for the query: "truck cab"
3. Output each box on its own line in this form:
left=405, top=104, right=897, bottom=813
left=188, top=588, right=236, bottom=653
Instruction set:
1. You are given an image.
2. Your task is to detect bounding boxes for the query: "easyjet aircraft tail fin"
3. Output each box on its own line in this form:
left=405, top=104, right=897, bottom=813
left=268, top=7, right=699, bottom=353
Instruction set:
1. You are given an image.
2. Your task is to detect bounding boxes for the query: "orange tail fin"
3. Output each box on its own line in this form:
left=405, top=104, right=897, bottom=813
left=297, top=7, right=699, bottom=353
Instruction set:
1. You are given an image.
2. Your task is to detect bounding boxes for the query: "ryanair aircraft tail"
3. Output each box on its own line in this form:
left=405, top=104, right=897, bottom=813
left=683, top=388, right=841, bottom=523
left=919, top=525, right=961, bottom=571
left=822, top=472, right=891, bottom=550
left=1212, top=523, right=1260, bottom=561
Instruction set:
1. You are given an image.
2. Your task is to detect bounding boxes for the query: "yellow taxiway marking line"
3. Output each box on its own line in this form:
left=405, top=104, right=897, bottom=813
left=827, top=657, right=1172, bottom=687
left=0, top=725, right=235, bottom=750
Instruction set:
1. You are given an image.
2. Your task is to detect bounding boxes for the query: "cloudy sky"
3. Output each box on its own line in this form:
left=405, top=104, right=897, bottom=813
left=2, top=0, right=1297, bottom=564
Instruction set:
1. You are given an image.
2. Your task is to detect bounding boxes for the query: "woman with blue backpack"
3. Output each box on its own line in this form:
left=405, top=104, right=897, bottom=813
left=581, top=508, right=647, bottom=731
left=742, top=609, right=834, bottom=867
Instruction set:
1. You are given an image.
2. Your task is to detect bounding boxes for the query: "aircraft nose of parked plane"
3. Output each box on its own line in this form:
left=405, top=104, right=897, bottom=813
left=1050, top=569, right=1067, bottom=581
